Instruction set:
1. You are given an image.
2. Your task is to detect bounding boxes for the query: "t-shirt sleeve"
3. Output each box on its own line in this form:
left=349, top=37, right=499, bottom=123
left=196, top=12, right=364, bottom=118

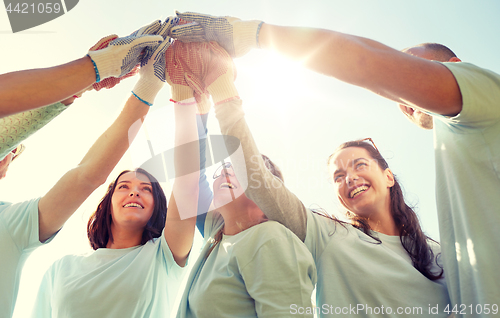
left=159, top=229, right=188, bottom=278
left=0, top=198, right=46, bottom=252
left=304, top=209, right=339, bottom=262
left=437, top=62, right=500, bottom=128
left=240, top=224, right=317, bottom=318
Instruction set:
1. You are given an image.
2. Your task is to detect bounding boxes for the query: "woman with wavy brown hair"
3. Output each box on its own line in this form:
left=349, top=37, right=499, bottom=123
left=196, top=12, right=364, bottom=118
left=31, top=100, right=200, bottom=317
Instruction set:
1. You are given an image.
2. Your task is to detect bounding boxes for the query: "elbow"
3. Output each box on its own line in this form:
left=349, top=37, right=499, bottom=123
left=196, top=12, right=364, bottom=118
left=74, top=168, right=108, bottom=192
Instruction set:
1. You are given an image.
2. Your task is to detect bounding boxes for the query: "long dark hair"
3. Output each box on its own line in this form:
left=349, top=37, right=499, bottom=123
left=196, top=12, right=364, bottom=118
left=87, top=168, right=167, bottom=250
left=328, top=140, right=443, bottom=281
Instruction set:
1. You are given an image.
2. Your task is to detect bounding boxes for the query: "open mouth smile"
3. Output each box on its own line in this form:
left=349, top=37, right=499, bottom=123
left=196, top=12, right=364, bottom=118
left=220, top=182, right=236, bottom=189
left=123, top=202, right=144, bottom=208
left=349, top=185, right=369, bottom=198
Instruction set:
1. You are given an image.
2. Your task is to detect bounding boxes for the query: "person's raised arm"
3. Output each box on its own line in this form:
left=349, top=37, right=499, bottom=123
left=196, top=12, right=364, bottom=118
left=206, top=42, right=308, bottom=241
left=37, top=39, right=170, bottom=242
left=0, top=22, right=163, bottom=118
left=164, top=100, right=199, bottom=267
left=172, top=12, right=462, bottom=116
left=163, top=37, right=214, bottom=266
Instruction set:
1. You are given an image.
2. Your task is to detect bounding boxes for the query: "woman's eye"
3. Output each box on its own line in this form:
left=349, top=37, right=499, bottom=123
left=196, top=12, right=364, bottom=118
left=356, top=162, right=367, bottom=169
left=118, top=185, right=128, bottom=189
left=334, top=175, right=343, bottom=182
left=143, top=187, right=152, bottom=192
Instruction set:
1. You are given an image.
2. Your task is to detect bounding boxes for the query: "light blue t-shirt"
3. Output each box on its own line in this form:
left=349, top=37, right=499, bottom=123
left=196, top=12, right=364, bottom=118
left=0, top=198, right=54, bottom=318
left=433, top=62, right=500, bottom=311
left=31, top=230, right=186, bottom=318
left=177, top=212, right=317, bottom=318
left=305, top=209, right=450, bottom=318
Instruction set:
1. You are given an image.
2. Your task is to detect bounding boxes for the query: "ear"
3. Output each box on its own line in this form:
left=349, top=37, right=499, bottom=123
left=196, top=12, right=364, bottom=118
left=449, top=57, right=461, bottom=62
left=384, top=168, right=395, bottom=188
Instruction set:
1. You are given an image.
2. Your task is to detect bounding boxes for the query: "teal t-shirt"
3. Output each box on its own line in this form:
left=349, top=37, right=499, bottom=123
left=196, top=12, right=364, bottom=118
left=305, top=209, right=450, bottom=318
left=433, top=62, right=500, bottom=310
left=176, top=212, right=317, bottom=318
left=31, top=229, right=186, bottom=318
left=0, top=198, right=54, bottom=318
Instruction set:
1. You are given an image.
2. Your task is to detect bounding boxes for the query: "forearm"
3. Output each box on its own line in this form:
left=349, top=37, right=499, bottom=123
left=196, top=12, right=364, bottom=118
left=259, top=24, right=461, bottom=113
left=165, top=102, right=199, bottom=266
left=195, top=113, right=212, bottom=237
left=214, top=99, right=307, bottom=241
left=0, top=56, right=95, bottom=117
left=38, top=95, right=149, bottom=241
left=0, top=102, right=68, bottom=159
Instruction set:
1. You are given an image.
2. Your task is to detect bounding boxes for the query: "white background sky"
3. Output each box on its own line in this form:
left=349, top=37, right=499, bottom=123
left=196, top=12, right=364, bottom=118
left=1, top=0, right=500, bottom=316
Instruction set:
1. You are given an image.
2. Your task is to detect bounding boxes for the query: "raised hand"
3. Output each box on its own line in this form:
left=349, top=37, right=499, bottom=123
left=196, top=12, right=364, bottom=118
left=88, top=34, right=139, bottom=91
left=171, top=11, right=263, bottom=58
left=87, top=33, right=163, bottom=82
left=165, top=40, right=211, bottom=113
left=132, top=39, right=172, bottom=106
left=205, top=42, right=238, bottom=104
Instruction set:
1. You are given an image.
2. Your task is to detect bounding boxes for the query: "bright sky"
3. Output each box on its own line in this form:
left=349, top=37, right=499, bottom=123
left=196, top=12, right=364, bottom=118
left=1, top=0, right=500, bottom=316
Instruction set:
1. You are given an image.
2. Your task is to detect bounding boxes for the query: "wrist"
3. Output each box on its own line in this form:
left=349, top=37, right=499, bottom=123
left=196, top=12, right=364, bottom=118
left=207, top=75, right=239, bottom=105
left=132, top=79, right=164, bottom=106
left=170, top=84, right=194, bottom=103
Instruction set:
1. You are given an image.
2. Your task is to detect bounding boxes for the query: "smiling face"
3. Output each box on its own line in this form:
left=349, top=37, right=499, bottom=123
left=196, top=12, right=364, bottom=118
left=212, top=163, right=246, bottom=209
left=329, top=147, right=394, bottom=219
left=110, top=171, right=155, bottom=231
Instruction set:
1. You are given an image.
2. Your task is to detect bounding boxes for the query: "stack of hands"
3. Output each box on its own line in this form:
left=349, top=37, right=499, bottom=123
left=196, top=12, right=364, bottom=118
left=84, top=12, right=264, bottom=111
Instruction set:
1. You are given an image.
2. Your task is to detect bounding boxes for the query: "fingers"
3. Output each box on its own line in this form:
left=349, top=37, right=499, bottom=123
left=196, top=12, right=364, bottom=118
left=89, top=34, right=118, bottom=51
left=151, top=40, right=171, bottom=82
left=158, top=16, right=180, bottom=39
left=170, top=22, right=206, bottom=42
left=130, top=19, right=162, bottom=37
left=184, top=72, right=205, bottom=96
left=175, top=11, right=211, bottom=23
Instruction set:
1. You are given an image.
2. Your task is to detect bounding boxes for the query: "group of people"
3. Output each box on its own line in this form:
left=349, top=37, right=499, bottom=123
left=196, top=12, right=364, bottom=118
left=1, top=11, right=498, bottom=318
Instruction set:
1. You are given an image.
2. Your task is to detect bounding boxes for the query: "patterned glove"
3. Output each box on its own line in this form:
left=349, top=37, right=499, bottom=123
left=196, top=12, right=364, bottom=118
left=88, top=34, right=140, bottom=91
left=171, top=11, right=264, bottom=58
left=132, top=39, right=172, bottom=106
left=205, top=41, right=238, bottom=105
left=165, top=40, right=211, bottom=113
left=87, top=34, right=163, bottom=82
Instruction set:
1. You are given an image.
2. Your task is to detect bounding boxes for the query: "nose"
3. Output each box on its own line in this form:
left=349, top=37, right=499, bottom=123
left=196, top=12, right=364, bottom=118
left=345, top=171, right=358, bottom=186
left=221, top=167, right=234, bottom=178
left=129, top=190, right=140, bottom=197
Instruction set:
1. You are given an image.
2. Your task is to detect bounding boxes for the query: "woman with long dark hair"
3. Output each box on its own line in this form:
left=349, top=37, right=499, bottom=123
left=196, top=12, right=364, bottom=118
left=31, top=30, right=201, bottom=316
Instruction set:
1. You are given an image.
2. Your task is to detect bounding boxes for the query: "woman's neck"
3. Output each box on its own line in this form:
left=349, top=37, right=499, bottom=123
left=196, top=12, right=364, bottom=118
left=106, top=224, right=143, bottom=249
left=217, top=200, right=266, bottom=236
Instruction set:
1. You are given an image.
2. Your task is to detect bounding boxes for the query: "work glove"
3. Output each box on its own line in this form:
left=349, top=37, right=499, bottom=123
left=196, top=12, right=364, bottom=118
left=165, top=40, right=211, bottom=113
left=171, top=11, right=263, bottom=58
left=87, top=33, right=162, bottom=82
left=132, top=39, right=172, bottom=106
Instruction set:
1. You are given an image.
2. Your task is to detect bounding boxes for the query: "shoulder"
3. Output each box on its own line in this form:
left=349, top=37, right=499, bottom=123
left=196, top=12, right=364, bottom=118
left=0, top=197, right=40, bottom=214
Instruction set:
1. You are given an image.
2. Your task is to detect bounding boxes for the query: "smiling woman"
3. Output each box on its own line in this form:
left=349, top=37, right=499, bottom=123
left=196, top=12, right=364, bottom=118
left=30, top=167, right=187, bottom=318
left=87, top=168, right=166, bottom=250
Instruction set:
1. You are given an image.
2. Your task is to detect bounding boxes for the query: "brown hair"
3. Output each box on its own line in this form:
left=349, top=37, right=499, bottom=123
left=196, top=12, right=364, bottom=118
left=328, top=140, right=443, bottom=281
left=87, top=168, right=167, bottom=250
